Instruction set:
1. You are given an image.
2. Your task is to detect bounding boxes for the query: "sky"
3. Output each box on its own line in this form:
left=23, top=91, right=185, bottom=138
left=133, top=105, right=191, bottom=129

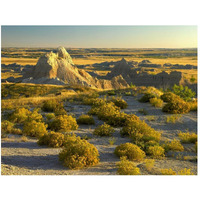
left=1, top=26, right=197, bottom=48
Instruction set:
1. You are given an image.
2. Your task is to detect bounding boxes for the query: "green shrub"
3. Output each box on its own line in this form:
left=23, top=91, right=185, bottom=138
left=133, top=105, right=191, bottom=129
left=162, top=98, right=190, bottom=114
left=163, top=139, right=184, bottom=152
left=49, top=115, right=78, bottom=132
left=9, top=108, right=31, bottom=123
left=144, top=140, right=160, bottom=151
left=147, top=146, right=165, bottom=159
left=139, top=93, right=156, bottom=103
left=117, top=157, right=140, bottom=175
left=41, top=99, right=67, bottom=115
left=23, top=120, right=48, bottom=137
left=149, top=97, right=163, bottom=108
left=1, top=120, right=14, bottom=133
left=90, top=102, right=127, bottom=127
left=38, top=131, right=65, bottom=147
left=115, top=143, right=146, bottom=161
left=120, top=119, right=161, bottom=143
left=178, top=132, right=197, bottom=143
left=160, top=92, right=177, bottom=102
left=110, top=98, right=128, bottom=109
left=45, top=113, right=56, bottom=120
left=172, top=84, right=195, bottom=102
left=93, top=123, right=114, bottom=137
left=59, top=135, right=99, bottom=169
left=77, top=115, right=95, bottom=125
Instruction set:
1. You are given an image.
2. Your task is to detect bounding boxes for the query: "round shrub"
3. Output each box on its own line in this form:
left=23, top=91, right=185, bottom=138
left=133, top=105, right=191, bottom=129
left=45, top=113, right=55, bottom=120
left=162, top=98, right=190, bottom=114
left=49, top=115, right=78, bottom=132
left=139, top=93, right=156, bottom=103
left=115, top=143, right=146, bottom=161
left=77, top=115, right=95, bottom=125
left=120, top=119, right=161, bottom=142
left=59, top=136, right=99, bottom=169
left=117, top=157, right=140, bottom=175
left=93, top=123, right=115, bottom=137
left=41, top=99, right=67, bottom=115
left=38, top=131, right=65, bottom=147
left=147, top=146, right=165, bottom=159
left=9, top=108, right=31, bottom=123
left=27, top=109, right=43, bottom=122
left=23, top=120, right=48, bottom=137
left=160, top=92, right=177, bottom=102
left=149, top=97, right=163, bottom=108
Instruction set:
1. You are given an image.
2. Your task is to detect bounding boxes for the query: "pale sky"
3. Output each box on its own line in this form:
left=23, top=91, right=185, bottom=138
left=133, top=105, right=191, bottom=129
left=1, top=26, right=197, bottom=48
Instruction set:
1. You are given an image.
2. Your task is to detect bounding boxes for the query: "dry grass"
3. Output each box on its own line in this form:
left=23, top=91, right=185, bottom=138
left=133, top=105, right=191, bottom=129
left=1, top=57, right=38, bottom=65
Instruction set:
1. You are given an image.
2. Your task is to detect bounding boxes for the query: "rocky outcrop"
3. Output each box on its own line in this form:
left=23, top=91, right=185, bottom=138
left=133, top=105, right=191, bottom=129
left=106, top=58, right=186, bottom=89
left=23, top=47, right=129, bottom=89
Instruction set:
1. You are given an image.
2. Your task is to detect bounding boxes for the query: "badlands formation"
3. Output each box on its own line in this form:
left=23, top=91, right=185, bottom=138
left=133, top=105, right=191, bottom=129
left=22, top=47, right=129, bottom=89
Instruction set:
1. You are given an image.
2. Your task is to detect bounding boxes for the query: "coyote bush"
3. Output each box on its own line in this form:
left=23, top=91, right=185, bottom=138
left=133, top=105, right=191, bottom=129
left=49, top=115, right=78, bottom=132
left=110, top=98, right=128, bottom=109
left=117, top=157, right=140, bottom=175
left=160, top=92, right=177, bottom=103
left=9, top=108, right=31, bottom=123
left=1, top=120, right=14, bottom=133
left=59, top=135, right=99, bottom=169
left=115, top=143, right=146, bottom=161
left=77, top=115, right=95, bottom=125
left=93, top=123, right=114, bottom=137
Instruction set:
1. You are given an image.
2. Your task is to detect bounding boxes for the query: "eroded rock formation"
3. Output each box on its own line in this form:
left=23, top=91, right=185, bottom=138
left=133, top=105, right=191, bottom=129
left=22, top=47, right=129, bottom=89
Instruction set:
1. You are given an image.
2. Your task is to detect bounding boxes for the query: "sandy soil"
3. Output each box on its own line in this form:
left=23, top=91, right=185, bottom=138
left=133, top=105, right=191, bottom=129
left=1, top=95, right=197, bottom=175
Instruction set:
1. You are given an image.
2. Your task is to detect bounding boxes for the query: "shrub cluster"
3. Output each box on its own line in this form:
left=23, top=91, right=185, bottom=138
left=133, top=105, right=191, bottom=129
left=120, top=117, right=161, bottom=143
left=38, top=131, right=65, bottom=147
left=139, top=93, right=156, bottom=103
left=117, top=157, right=140, bottom=175
left=160, top=92, right=177, bottom=103
left=1, top=120, right=14, bottom=134
left=109, top=97, right=128, bottom=109
left=146, top=146, right=165, bottom=159
left=23, top=120, right=47, bottom=138
left=93, top=123, right=114, bottom=137
left=114, top=143, right=146, bottom=161
left=162, top=97, right=190, bottom=114
left=77, top=115, right=95, bottom=125
left=41, top=99, right=67, bottom=115
left=89, top=102, right=127, bottom=127
left=161, top=168, right=194, bottom=175
left=9, top=108, right=31, bottom=123
left=59, top=135, right=99, bottom=169
left=163, top=139, right=184, bottom=152
left=149, top=97, right=163, bottom=108
left=178, top=132, right=197, bottom=144
left=49, top=115, right=78, bottom=132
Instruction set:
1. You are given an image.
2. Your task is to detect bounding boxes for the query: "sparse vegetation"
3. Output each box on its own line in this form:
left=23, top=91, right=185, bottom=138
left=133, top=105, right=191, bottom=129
left=117, top=157, right=140, bottom=175
left=108, top=137, right=116, bottom=145
left=166, top=114, right=182, bottom=123
left=161, top=168, right=176, bottom=175
left=115, top=143, right=146, bottom=161
left=77, top=115, right=95, bottom=125
left=144, top=159, right=155, bottom=171
left=93, top=123, right=114, bottom=137
left=178, top=131, right=197, bottom=143
left=177, top=168, right=194, bottom=175
left=138, top=108, right=148, bottom=115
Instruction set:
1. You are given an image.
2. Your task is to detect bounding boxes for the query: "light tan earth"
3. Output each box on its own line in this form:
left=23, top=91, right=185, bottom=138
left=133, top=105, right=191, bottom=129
left=1, top=95, right=197, bottom=175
